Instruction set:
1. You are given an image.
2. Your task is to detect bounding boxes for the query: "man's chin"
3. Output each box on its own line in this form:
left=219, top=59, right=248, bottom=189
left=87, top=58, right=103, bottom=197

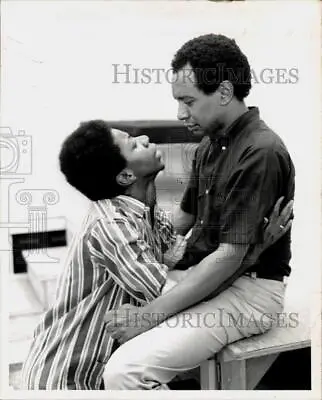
left=188, top=127, right=204, bottom=136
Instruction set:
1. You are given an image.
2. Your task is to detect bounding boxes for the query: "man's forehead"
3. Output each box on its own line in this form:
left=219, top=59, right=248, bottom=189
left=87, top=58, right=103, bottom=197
left=172, top=66, right=196, bottom=86
left=172, top=67, right=199, bottom=97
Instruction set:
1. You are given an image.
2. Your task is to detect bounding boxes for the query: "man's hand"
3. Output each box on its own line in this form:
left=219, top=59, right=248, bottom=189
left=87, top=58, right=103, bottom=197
left=262, top=197, right=294, bottom=251
left=104, top=304, right=160, bottom=345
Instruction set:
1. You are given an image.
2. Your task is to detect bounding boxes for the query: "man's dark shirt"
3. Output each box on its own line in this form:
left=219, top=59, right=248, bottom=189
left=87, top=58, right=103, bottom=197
left=178, top=107, right=295, bottom=277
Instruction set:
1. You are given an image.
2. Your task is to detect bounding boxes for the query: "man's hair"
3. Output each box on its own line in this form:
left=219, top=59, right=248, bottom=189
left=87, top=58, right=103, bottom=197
left=171, top=34, right=252, bottom=101
left=59, top=120, right=127, bottom=201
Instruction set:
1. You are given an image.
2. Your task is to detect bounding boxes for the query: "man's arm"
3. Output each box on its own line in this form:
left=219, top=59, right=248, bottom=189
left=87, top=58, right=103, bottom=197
left=144, top=242, right=247, bottom=319
left=147, top=196, right=293, bottom=318
left=172, top=206, right=196, bottom=236
left=172, top=144, right=199, bottom=236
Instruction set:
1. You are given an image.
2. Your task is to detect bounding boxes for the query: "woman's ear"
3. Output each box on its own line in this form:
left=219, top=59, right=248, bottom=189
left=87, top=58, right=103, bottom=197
left=116, top=168, right=137, bottom=187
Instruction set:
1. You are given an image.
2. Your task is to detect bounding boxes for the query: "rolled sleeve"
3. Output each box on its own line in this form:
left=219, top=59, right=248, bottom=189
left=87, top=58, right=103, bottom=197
left=219, top=146, right=282, bottom=245
left=180, top=151, right=199, bottom=216
left=87, top=218, right=168, bottom=304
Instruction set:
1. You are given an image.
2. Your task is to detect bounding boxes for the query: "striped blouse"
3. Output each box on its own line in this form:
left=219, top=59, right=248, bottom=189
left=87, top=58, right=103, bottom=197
left=21, top=195, right=176, bottom=390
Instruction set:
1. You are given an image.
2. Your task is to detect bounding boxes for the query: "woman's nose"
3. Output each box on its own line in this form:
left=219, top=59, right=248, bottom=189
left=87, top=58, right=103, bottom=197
left=138, top=135, right=150, bottom=147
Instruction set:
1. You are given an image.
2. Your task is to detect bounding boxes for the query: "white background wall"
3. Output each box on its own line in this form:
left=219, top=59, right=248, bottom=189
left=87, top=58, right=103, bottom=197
left=1, top=1, right=320, bottom=302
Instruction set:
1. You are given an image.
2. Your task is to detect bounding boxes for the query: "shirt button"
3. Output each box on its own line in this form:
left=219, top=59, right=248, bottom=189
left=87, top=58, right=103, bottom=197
left=205, top=189, right=209, bottom=195
left=222, top=146, right=227, bottom=151
left=200, top=219, right=204, bottom=225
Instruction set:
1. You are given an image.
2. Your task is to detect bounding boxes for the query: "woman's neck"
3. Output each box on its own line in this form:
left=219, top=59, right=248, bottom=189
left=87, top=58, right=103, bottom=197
left=125, top=179, right=156, bottom=208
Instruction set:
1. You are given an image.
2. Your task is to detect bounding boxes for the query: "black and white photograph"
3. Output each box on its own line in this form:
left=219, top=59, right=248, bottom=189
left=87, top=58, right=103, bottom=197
left=0, top=0, right=321, bottom=398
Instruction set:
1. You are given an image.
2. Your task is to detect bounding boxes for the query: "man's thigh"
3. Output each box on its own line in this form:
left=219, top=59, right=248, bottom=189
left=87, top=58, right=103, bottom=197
left=103, top=300, right=233, bottom=389
left=104, top=277, right=285, bottom=389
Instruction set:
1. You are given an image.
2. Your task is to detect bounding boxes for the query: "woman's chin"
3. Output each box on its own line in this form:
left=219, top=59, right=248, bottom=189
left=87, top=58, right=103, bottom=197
left=157, top=162, right=165, bottom=172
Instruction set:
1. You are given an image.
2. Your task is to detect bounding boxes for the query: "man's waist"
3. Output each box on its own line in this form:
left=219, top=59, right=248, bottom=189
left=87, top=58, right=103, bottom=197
left=247, top=255, right=291, bottom=280
left=244, top=270, right=288, bottom=283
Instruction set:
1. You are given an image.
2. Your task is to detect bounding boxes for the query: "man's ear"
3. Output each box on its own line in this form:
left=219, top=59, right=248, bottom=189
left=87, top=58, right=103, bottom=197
left=116, top=168, right=137, bottom=187
left=219, top=80, right=234, bottom=105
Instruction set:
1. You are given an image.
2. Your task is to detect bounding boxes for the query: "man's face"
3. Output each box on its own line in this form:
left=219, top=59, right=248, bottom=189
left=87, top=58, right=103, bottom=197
left=172, top=64, right=224, bottom=136
left=112, top=129, right=165, bottom=178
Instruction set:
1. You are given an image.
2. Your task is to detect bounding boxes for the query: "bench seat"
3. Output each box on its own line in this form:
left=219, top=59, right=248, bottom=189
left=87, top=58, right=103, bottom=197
left=200, top=306, right=311, bottom=389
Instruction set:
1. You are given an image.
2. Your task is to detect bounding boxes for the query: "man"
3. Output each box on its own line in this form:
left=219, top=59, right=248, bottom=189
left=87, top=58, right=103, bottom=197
left=103, top=34, right=295, bottom=390
left=21, top=119, right=291, bottom=390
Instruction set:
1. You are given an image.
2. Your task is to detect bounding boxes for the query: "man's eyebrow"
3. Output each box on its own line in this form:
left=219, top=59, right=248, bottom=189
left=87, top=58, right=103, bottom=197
left=174, top=95, right=195, bottom=101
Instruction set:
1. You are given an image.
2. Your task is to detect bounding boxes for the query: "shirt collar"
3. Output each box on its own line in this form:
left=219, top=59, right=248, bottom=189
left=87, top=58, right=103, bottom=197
left=115, top=195, right=150, bottom=219
left=95, top=195, right=150, bottom=220
left=211, top=106, right=260, bottom=147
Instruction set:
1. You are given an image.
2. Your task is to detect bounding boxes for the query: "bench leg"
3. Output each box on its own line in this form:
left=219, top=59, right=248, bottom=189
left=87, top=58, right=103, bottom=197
left=200, top=358, right=218, bottom=389
left=220, top=359, right=247, bottom=390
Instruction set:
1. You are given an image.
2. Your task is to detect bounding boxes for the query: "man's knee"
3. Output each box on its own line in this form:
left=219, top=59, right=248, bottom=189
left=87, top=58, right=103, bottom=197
left=103, top=353, right=137, bottom=390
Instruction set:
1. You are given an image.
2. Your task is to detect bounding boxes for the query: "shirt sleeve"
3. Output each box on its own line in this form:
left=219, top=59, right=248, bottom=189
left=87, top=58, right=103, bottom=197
left=154, top=206, right=177, bottom=252
left=219, top=146, right=284, bottom=245
left=87, top=218, right=168, bottom=304
left=180, top=148, right=199, bottom=215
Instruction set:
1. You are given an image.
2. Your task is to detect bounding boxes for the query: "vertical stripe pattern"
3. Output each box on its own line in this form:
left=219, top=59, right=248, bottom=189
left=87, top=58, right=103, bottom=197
left=21, top=195, right=175, bottom=390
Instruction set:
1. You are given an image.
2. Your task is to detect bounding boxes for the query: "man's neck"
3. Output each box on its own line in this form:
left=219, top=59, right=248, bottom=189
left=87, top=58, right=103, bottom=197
left=207, top=102, right=249, bottom=140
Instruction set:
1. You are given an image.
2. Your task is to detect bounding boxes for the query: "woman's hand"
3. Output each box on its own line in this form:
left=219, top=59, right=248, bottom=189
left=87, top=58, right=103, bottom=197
left=262, top=197, right=294, bottom=251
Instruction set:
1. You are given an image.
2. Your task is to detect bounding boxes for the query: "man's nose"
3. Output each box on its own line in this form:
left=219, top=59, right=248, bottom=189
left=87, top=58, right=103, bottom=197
left=138, top=135, right=150, bottom=147
left=177, top=103, right=189, bottom=121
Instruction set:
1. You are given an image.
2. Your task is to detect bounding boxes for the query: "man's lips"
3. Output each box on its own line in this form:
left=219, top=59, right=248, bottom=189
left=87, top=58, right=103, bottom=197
left=185, top=124, right=201, bottom=132
left=185, top=123, right=199, bottom=128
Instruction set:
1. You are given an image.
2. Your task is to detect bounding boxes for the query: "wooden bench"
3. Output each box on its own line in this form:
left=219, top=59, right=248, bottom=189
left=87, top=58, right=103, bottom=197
left=200, top=307, right=310, bottom=389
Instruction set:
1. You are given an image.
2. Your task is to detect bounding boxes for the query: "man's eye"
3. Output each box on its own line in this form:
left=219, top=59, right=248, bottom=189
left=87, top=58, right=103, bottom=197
left=184, top=100, right=194, bottom=107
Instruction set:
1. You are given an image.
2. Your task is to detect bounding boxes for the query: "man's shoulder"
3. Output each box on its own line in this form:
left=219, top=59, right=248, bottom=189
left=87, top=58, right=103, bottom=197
left=245, top=121, right=290, bottom=157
